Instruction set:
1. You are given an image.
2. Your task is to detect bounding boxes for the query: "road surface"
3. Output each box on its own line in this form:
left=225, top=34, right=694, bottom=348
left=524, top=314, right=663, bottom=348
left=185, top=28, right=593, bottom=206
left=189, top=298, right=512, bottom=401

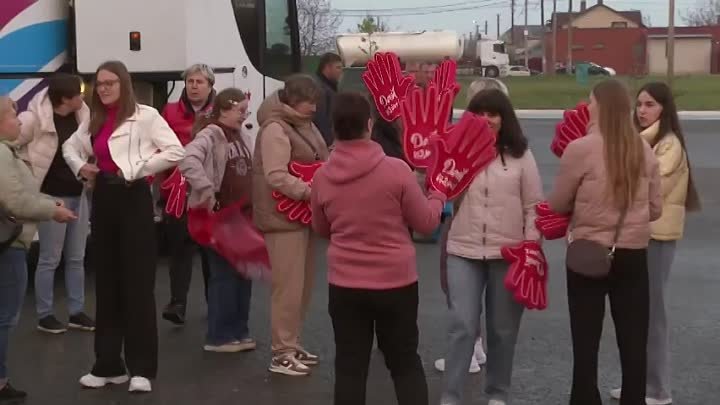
left=9, top=119, right=719, bottom=405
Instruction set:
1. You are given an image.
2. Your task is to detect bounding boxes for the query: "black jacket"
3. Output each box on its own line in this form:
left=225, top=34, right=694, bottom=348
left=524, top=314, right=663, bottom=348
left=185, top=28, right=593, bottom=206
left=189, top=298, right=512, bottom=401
left=313, top=74, right=338, bottom=147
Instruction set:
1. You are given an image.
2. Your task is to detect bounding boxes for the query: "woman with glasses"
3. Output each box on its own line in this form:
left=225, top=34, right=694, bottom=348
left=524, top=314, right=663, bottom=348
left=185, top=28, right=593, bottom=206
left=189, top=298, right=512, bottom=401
left=63, top=61, right=184, bottom=393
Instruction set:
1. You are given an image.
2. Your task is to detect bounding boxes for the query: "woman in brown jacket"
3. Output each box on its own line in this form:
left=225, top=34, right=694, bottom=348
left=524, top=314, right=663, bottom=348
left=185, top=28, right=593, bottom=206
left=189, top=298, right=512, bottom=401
left=252, top=74, right=330, bottom=376
left=549, top=79, right=662, bottom=405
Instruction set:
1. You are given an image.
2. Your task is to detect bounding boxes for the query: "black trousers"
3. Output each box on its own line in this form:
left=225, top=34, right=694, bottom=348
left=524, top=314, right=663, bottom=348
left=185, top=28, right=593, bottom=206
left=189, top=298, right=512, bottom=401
left=566, top=248, right=649, bottom=405
left=329, top=282, right=428, bottom=405
left=164, top=211, right=210, bottom=304
left=90, top=175, right=158, bottom=378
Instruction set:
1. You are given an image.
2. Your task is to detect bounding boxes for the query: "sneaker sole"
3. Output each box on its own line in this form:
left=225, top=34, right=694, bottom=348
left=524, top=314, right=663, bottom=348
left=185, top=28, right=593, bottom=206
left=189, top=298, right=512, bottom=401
left=203, top=345, right=256, bottom=353
left=68, top=323, right=95, bottom=331
left=268, top=365, right=310, bottom=376
left=37, top=325, right=67, bottom=334
left=80, top=375, right=129, bottom=388
left=298, top=359, right=319, bottom=366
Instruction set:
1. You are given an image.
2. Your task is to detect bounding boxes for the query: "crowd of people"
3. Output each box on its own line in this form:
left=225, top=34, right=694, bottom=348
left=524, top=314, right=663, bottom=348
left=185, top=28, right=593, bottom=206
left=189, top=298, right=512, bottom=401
left=0, top=53, right=699, bottom=405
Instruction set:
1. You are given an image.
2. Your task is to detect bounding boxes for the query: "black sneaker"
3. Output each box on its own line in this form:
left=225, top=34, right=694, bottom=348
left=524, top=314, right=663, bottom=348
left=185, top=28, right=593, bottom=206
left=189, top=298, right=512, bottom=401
left=162, top=301, right=186, bottom=326
left=37, top=315, right=67, bottom=334
left=69, top=313, right=96, bottom=331
left=0, top=382, right=27, bottom=401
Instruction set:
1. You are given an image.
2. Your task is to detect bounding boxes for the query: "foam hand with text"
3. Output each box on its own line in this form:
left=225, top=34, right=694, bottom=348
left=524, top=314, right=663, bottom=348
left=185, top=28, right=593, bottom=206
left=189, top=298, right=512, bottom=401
left=426, top=112, right=497, bottom=200
left=551, top=102, right=590, bottom=158
left=160, top=167, right=187, bottom=219
left=362, top=52, right=416, bottom=122
left=534, top=201, right=571, bottom=240
left=400, top=83, right=454, bottom=168
left=271, top=161, right=325, bottom=225
left=430, top=59, right=461, bottom=98
left=501, top=241, right=548, bottom=310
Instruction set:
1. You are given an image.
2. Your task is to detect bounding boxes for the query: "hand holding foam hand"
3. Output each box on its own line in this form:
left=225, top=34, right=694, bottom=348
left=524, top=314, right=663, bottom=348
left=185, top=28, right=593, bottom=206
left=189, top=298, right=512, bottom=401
left=271, top=161, right=325, bottom=225
left=160, top=167, right=187, bottom=219
left=534, top=201, right=571, bottom=240
left=501, top=241, right=548, bottom=310
left=426, top=112, right=497, bottom=200
left=430, top=59, right=461, bottom=98
left=362, top=52, right=415, bottom=122
left=400, top=84, right=455, bottom=169
left=551, top=102, right=590, bottom=158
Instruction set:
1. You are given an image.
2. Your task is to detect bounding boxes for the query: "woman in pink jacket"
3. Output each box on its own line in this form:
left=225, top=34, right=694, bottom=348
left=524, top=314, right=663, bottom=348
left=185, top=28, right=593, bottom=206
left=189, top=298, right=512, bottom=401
left=311, top=92, right=445, bottom=405
left=440, top=89, right=544, bottom=405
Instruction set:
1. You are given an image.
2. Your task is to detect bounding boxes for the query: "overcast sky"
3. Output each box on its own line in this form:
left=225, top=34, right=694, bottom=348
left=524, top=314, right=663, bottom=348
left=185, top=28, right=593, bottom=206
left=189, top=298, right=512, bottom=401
left=330, top=0, right=704, bottom=38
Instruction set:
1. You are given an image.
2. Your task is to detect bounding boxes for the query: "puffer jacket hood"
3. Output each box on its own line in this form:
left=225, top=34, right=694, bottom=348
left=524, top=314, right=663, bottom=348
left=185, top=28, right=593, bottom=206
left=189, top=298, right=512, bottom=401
left=257, top=90, right=313, bottom=128
left=323, top=139, right=385, bottom=185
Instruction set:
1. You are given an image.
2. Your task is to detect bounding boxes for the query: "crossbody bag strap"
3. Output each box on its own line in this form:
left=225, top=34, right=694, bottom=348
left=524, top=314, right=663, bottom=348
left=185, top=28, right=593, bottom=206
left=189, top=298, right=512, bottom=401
left=610, top=202, right=629, bottom=255
left=288, top=124, right=320, bottom=161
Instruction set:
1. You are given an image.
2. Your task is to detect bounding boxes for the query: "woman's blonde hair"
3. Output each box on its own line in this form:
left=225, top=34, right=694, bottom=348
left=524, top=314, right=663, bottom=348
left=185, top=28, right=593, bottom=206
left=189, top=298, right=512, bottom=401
left=0, top=96, right=17, bottom=118
left=593, top=79, right=645, bottom=209
left=467, top=78, right=508, bottom=103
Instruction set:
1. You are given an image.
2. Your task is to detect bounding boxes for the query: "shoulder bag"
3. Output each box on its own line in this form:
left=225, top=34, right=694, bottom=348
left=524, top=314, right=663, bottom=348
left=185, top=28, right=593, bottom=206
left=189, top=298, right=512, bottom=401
left=565, top=205, right=628, bottom=279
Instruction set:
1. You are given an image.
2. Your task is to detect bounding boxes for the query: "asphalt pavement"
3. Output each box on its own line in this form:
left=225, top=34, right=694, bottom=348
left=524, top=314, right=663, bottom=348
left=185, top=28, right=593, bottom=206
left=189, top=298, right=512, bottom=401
left=8, top=119, right=719, bottom=405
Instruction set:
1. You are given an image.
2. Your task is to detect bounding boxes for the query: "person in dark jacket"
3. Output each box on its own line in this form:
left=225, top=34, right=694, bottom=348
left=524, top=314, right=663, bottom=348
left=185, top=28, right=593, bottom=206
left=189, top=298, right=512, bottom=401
left=313, top=53, right=343, bottom=147
left=369, top=102, right=407, bottom=164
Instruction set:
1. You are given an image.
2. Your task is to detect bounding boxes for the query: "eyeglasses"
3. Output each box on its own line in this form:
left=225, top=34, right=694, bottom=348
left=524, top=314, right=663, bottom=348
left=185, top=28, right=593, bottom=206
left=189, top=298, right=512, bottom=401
left=96, top=79, right=120, bottom=89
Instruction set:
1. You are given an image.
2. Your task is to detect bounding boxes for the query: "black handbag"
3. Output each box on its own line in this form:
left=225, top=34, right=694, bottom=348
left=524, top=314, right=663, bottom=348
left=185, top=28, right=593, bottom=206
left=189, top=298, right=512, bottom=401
left=566, top=205, right=628, bottom=279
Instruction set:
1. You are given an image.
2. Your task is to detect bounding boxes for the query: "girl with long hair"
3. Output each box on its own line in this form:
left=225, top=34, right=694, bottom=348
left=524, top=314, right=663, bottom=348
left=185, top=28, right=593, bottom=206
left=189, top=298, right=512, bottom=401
left=440, top=88, right=544, bottom=405
left=549, top=79, right=663, bottom=405
left=609, top=82, right=700, bottom=405
left=63, top=61, right=184, bottom=393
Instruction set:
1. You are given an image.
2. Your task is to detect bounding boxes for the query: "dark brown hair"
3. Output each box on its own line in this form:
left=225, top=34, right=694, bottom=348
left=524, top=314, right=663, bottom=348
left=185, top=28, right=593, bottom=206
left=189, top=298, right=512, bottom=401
left=593, top=79, right=645, bottom=209
left=634, top=82, right=701, bottom=211
left=47, top=73, right=82, bottom=107
left=88, top=61, right=137, bottom=135
left=332, top=92, right=371, bottom=141
left=467, top=89, right=527, bottom=158
left=278, top=74, right=321, bottom=107
left=192, top=88, right=247, bottom=137
left=317, top=53, right=342, bottom=75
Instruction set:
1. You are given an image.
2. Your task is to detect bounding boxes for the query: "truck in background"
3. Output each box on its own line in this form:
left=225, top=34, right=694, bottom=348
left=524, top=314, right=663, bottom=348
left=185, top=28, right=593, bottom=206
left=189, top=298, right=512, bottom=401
left=335, top=30, right=509, bottom=78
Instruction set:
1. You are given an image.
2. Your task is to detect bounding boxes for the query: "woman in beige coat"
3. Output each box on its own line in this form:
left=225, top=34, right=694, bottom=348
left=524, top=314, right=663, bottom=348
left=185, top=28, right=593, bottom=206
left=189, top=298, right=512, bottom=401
left=609, top=82, right=700, bottom=405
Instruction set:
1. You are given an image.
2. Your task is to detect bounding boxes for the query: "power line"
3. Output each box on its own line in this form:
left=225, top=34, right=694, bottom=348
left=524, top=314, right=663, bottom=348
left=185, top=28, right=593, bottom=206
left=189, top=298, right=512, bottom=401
left=335, top=0, right=508, bottom=13
left=336, top=1, right=511, bottom=17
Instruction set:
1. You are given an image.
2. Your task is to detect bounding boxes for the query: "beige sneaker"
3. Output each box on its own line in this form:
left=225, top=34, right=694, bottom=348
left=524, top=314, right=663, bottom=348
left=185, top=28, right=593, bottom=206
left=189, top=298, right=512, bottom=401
left=204, top=338, right=257, bottom=353
left=295, top=347, right=319, bottom=366
left=269, top=354, right=311, bottom=376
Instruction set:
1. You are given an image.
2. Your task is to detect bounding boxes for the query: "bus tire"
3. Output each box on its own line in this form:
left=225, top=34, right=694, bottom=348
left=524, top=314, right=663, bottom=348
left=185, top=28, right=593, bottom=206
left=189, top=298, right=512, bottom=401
left=485, top=66, right=500, bottom=78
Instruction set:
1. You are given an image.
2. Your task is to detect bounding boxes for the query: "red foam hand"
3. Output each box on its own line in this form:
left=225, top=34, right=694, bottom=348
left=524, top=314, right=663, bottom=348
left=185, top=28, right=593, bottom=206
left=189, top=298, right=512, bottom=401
left=430, top=59, right=461, bottom=97
left=534, top=201, right=571, bottom=240
left=400, top=83, right=454, bottom=168
left=271, top=161, right=325, bottom=225
left=551, top=102, right=590, bottom=158
left=160, top=167, right=187, bottom=219
left=427, top=112, right=496, bottom=200
left=501, top=241, right=548, bottom=310
left=362, top=52, right=416, bottom=122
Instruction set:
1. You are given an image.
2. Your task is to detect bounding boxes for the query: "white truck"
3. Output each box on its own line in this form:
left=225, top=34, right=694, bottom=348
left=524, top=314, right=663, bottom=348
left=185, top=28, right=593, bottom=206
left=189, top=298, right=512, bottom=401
left=335, top=30, right=508, bottom=78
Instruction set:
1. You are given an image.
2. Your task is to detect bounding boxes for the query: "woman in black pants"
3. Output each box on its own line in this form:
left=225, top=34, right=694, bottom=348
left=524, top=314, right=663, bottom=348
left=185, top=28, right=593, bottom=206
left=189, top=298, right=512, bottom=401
left=63, top=60, right=184, bottom=394
left=548, top=79, right=662, bottom=405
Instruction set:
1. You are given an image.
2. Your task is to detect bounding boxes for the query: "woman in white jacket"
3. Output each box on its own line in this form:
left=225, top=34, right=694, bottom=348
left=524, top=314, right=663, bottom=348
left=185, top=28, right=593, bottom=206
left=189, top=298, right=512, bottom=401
left=63, top=61, right=184, bottom=393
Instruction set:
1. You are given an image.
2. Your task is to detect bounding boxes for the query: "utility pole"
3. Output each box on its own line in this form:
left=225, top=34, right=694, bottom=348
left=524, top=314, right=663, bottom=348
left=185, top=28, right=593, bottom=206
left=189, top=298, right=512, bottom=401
left=668, top=0, right=676, bottom=87
left=567, top=0, right=573, bottom=74
left=524, top=0, right=529, bottom=67
left=552, top=0, right=557, bottom=75
left=485, top=20, right=488, bottom=35
left=541, top=0, right=546, bottom=73
left=497, top=14, right=501, bottom=39
left=511, top=0, right=515, bottom=45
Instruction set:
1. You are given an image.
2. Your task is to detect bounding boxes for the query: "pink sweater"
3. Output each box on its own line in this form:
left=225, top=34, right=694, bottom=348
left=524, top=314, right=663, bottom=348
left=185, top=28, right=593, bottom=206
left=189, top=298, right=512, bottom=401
left=93, top=105, right=120, bottom=174
left=310, top=139, right=446, bottom=290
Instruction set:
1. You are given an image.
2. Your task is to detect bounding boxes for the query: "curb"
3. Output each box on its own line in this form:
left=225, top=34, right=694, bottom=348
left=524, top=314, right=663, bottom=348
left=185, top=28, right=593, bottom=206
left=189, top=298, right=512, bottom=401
left=452, top=109, right=720, bottom=120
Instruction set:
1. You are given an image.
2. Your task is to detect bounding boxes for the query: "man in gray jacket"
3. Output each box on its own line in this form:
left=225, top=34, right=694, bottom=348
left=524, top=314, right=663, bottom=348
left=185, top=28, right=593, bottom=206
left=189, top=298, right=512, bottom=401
left=313, top=53, right=343, bottom=147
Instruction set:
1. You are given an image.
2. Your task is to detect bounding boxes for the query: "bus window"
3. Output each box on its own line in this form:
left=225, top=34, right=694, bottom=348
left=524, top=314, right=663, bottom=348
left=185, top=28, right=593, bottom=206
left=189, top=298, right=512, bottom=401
left=263, top=0, right=296, bottom=79
left=231, top=0, right=262, bottom=70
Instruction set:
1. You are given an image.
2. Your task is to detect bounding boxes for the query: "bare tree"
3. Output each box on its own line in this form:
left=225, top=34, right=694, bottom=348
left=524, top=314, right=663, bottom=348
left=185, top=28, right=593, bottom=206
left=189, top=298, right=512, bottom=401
left=298, top=0, right=343, bottom=56
left=681, top=0, right=720, bottom=26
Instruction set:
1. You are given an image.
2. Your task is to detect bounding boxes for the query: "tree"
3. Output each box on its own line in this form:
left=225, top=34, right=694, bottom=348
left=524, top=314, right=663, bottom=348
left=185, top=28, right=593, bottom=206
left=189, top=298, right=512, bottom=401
left=356, top=16, right=389, bottom=34
left=682, top=0, right=720, bottom=26
left=298, top=0, right=342, bottom=56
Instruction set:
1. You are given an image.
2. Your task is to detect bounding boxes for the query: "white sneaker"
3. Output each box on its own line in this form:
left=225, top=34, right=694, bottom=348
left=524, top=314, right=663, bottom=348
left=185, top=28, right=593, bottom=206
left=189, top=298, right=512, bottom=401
left=128, top=377, right=152, bottom=393
left=474, top=338, right=487, bottom=365
left=204, top=338, right=257, bottom=353
left=488, top=400, right=506, bottom=405
left=609, top=388, right=672, bottom=405
left=79, top=373, right=129, bottom=388
left=433, top=357, right=481, bottom=373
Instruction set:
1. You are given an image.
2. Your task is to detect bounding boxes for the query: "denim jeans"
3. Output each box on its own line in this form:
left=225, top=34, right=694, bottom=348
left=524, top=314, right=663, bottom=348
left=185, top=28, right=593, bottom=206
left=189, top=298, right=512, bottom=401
left=0, top=248, right=28, bottom=380
left=205, top=248, right=252, bottom=346
left=441, top=256, right=524, bottom=405
left=35, top=194, right=89, bottom=318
